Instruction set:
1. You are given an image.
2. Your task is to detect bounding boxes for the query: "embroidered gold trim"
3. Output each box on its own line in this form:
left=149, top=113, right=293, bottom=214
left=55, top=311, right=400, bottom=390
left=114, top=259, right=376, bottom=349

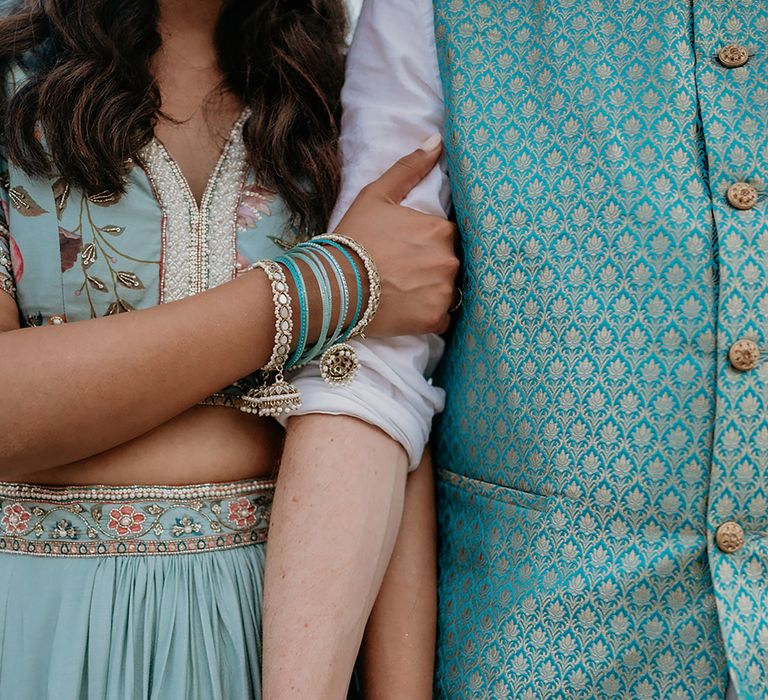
left=0, top=478, right=275, bottom=503
left=0, top=530, right=267, bottom=558
left=0, top=478, right=274, bottom=558
left=138, top=110, right=251, bottom=303
left=198, top=393, right=244, bottom=409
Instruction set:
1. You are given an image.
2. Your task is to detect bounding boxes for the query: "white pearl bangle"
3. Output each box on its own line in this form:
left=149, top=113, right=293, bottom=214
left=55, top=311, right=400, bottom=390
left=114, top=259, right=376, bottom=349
left=239, top=260, right=301, bottom=417
left=248, top=260, right=293, bottom=372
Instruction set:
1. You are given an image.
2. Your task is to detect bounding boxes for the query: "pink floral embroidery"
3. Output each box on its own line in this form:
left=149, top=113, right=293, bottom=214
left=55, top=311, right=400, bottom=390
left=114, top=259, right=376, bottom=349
left=2, top=503, right=31, bottom=533
left=107, top=505, right=146, bottom=536
left=8, top=236, right=23, bottom=282
left=228, top=497, right=257, bottom=528
left=236, top=185, right=273, bottom=231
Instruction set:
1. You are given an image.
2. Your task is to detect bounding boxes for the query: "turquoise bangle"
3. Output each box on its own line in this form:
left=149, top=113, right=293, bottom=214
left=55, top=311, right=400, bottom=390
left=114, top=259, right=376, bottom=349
left=299, top=246, right=347, bottom=360
left=313, top=239, right=363, bottom=341
left=290, top=249, right=333, bottom=366
left=277, top=256, right=308, bottom=369
left=304, top=242, right=349, bottom=348
left=274, top=236, right=364, bottom=373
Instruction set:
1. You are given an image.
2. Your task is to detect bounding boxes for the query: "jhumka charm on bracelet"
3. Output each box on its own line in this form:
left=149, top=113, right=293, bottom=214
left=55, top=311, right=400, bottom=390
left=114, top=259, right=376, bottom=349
left=319, top=342, right=361, bottom=386
left=240, top=372, right=302, bottom=416
left=312, top=233, right=381, bottom=387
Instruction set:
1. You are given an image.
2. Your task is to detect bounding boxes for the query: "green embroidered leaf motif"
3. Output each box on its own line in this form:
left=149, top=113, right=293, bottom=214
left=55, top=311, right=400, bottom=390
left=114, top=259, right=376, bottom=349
left=87, top=275, right=107, bottom=292
left=101, top=225, right=124, bottom=236
left=87, top=190, right=120, bottom=206
left=52, top=178, right=69, bottom=218
left=58, top=227, right=82, bottom=273
left=9, top=186, right=48, bottom=216
left=116, top=271, right=144, bottom=289
left=81, top=242, right=97, bottom=267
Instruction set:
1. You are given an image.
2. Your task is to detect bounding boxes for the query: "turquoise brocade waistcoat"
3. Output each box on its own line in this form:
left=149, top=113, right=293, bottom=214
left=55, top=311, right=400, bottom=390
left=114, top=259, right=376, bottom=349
left=431, top=1, right=768, bottom=698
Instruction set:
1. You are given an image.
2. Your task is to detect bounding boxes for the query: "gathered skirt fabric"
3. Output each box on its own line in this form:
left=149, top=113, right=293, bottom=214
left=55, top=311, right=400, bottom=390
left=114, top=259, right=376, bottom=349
left=0, top=479, right=273, bottom=700
left=0, top=544, right=266, bottom=700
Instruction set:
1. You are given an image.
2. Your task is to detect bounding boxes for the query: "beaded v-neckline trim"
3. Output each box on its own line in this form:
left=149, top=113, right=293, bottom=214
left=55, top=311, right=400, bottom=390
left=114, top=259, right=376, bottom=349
left=138, top=109, right=251, bottom=303
left=149, top=108, right=251, bottom=213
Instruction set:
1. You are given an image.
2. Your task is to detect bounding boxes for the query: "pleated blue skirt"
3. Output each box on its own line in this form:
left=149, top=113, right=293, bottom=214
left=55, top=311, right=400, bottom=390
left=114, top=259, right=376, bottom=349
left=0, top=479, right=273, bottom=700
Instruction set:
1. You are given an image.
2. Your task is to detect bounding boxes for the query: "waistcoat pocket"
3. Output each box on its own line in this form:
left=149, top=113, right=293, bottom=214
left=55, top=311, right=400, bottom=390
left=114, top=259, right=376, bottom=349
left=436, top=469, right=552, bottom=513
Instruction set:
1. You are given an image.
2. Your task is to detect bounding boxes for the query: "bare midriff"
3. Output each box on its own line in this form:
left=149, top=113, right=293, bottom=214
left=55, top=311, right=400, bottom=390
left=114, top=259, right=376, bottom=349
left=25, top=406, right=283, bottom=486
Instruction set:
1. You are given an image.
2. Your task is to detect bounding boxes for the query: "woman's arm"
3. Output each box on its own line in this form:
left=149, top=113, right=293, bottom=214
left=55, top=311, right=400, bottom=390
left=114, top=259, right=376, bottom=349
left=0, top=143, right=452, bottom=478
left=0, top=271, right=275, bottom=477
left=359, top=449, right=437, bottom=699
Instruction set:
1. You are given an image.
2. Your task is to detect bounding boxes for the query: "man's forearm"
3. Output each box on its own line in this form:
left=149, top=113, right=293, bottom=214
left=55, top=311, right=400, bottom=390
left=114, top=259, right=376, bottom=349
left=262, top=414, right=408, bottom=699
left=360, top=449, right=438, bottom=700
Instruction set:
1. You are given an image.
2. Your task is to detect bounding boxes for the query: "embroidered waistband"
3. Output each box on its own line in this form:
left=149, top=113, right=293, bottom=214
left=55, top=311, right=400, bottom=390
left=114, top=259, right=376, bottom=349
left=0, top=478, right=275, bottom=558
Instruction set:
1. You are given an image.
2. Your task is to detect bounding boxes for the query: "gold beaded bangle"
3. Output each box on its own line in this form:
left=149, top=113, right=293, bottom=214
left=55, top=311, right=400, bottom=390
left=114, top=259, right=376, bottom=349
left=239, top=260, right=302, bottom=417
left=250, top=260, right=293, bottom=371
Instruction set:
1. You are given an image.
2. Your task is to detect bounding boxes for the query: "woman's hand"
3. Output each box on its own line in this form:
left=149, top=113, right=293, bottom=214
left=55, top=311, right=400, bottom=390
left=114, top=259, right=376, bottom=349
left=334, top=137, right=459, bottom=337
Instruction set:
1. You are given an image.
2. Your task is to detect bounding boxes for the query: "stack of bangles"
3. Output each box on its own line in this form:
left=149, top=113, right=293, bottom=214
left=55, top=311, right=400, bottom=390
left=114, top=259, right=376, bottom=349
left=239, top=233, right=381, bottom=417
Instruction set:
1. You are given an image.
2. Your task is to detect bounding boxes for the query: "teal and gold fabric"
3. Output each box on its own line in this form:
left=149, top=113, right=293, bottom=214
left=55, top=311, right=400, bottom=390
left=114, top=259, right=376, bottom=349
left=432, top=0, right=768, bottom=697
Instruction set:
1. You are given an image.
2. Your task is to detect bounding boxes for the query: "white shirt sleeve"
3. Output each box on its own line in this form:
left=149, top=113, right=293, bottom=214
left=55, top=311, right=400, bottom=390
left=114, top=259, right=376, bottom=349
left=275, top=0, right=449, bottom=470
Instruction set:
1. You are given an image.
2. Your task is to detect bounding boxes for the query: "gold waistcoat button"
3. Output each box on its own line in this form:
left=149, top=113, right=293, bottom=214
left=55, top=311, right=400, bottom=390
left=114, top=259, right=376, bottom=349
left=715, top=521, right=745, bottom=554
left=728, top=338, right=760, bottom=371
left=48, top=315, right=66, bottom=325
left=727, top=181, right=759, bottom=210
left=717, top=43, right=749, bottom=68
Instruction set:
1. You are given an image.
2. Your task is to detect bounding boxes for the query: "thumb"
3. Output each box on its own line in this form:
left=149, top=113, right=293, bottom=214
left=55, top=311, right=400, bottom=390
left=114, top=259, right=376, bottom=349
left=371, top=134, right=443, bottom=203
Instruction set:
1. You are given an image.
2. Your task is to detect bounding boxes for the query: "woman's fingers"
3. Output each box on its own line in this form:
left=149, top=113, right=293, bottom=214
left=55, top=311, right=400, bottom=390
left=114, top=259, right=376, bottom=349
left=368, top=135, right=443, bottom=203
left=331, top=136, right=459, bottom=338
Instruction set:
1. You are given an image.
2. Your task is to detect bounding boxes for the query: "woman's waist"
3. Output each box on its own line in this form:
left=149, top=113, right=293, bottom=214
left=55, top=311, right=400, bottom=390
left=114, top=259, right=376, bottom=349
left=0, top=475, right=275, bottom=557
left=24, top=405, right=283, bottom=487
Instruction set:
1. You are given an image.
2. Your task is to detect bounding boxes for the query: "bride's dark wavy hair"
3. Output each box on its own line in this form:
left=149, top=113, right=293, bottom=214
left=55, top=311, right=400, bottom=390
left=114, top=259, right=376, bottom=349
left=0, top=0, right=347, bottom=232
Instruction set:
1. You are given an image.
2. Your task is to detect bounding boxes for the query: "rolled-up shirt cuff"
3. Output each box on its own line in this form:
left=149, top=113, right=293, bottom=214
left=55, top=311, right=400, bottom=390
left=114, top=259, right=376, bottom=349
left=274, top=334, right=445, bottom=470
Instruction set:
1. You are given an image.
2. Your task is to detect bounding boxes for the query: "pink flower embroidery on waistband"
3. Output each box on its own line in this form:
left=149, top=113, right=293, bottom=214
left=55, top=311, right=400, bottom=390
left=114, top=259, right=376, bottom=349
left=228, top=497, right=257, bottom=528
left=2, top=503, right=31, bottom=534
left=107, top=505, right=146, bottom=536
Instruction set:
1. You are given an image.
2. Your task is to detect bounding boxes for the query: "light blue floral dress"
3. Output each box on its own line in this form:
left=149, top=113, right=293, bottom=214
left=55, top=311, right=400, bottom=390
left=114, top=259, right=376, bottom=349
left=0, top=69, right=301, bottom=698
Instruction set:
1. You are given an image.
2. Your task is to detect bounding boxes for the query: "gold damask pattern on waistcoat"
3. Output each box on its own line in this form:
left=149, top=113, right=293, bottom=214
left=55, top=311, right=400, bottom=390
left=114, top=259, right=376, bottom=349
left=430, top=0, right=767, bottom=697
